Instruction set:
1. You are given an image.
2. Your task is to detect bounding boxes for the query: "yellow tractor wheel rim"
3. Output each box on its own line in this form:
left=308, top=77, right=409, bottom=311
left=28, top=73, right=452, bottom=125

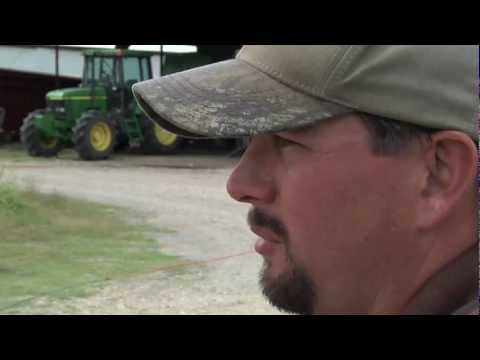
left=40, top=137, right=58, bottom=149
left=90, top=122, right=112, bottom=152
left=154, top=125, right=177, bottom=146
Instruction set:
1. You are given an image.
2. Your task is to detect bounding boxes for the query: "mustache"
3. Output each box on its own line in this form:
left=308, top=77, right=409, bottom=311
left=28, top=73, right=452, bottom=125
left=247, top=207, right=289, bottom=242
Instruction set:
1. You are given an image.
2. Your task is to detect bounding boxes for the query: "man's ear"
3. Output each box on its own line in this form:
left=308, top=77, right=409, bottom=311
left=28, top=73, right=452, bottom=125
left=416, top=131, right=477, bottom=230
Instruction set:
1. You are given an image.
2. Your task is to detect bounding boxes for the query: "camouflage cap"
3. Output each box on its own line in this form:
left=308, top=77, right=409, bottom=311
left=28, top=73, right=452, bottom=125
left=132, top=45, right=478, bottom=140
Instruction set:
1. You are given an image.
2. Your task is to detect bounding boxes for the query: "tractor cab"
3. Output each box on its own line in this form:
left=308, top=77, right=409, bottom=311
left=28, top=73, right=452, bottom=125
left=82, top=49, right=152, bottom=114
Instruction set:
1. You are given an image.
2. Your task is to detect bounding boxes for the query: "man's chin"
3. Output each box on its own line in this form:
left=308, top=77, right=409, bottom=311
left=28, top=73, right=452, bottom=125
left=259, top=261, right=316, bottom=315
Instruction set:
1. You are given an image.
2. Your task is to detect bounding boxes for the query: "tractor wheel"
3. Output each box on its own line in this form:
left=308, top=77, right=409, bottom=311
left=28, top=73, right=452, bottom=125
left=20, top=110, right=62, bottom=157
left=72, top=111, right=118, bottom=161
left=140, top=118, right=183, bottom=155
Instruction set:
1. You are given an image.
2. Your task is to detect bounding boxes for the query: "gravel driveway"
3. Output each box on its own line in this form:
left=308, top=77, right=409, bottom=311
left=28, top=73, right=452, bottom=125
left=1, top=149, right=282, bottom=314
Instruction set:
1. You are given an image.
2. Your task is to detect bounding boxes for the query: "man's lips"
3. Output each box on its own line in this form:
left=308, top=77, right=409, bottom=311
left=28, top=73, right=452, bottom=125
left=249, top=225, right=283, bottom=256
left=249, top=225, right=283, bottom=244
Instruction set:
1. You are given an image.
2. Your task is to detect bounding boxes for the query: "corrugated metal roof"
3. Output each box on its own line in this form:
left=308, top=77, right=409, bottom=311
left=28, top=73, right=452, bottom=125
left=0, top=45, right=186, bottom=79
left=60, top=45, right=197, bottom=53
left=0, top=45, right=83, bottom=78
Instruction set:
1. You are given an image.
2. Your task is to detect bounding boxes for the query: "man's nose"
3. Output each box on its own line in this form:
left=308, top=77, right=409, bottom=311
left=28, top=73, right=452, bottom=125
left=226, top=137, right=276, bottom=205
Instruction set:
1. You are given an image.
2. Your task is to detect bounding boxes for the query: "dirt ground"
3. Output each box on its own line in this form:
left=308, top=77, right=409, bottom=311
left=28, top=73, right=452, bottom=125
left=1, top=146, right=283, bottom=314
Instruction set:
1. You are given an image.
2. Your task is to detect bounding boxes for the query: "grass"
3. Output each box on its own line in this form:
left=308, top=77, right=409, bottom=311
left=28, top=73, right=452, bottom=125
left=0, top=179, right=180, bottom=314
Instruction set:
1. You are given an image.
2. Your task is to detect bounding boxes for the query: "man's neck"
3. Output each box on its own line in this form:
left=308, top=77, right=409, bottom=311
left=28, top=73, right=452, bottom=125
left=401, top=245, right=478, bottom=315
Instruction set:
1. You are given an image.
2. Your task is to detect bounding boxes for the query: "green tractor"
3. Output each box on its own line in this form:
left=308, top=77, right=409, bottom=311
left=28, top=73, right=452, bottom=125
left=20, top=49, right=184, bottom=160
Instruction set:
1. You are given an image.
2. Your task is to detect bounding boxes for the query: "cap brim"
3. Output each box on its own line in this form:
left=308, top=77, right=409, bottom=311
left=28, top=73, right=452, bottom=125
left=132, top=59, right=352, bottom=139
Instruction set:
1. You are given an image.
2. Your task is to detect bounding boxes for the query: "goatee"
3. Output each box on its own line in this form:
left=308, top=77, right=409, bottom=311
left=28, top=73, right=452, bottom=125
left=259, top=260, right=316, bottom=315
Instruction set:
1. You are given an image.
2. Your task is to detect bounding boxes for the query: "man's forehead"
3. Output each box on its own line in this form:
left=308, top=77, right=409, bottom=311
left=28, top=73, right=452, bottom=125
left=275, top=113, right=360, bottom=139
left=277, top=125, right=313, bottom=137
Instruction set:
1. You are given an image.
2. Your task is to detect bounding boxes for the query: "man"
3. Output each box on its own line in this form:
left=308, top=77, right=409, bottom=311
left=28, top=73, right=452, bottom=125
left=132, top=45, right=479, bottom=315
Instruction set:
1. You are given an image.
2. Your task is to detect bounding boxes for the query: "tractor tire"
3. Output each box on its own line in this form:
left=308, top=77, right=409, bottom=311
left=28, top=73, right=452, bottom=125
left=20, top=110, right=62, bottom=157
left=72, top=111, right=118, bottom=161
left=140, top=117, right=183, bottom=155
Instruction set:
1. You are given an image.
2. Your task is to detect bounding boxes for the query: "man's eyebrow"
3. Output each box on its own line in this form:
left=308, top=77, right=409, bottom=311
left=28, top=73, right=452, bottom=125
left=277, top=115, right=346, bottom=139
left=276, top=125, right=319, bottom=142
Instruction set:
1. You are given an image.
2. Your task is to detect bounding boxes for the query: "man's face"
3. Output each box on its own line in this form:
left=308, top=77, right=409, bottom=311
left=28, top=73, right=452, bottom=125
left=226, top=114, right=426, bottom=314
